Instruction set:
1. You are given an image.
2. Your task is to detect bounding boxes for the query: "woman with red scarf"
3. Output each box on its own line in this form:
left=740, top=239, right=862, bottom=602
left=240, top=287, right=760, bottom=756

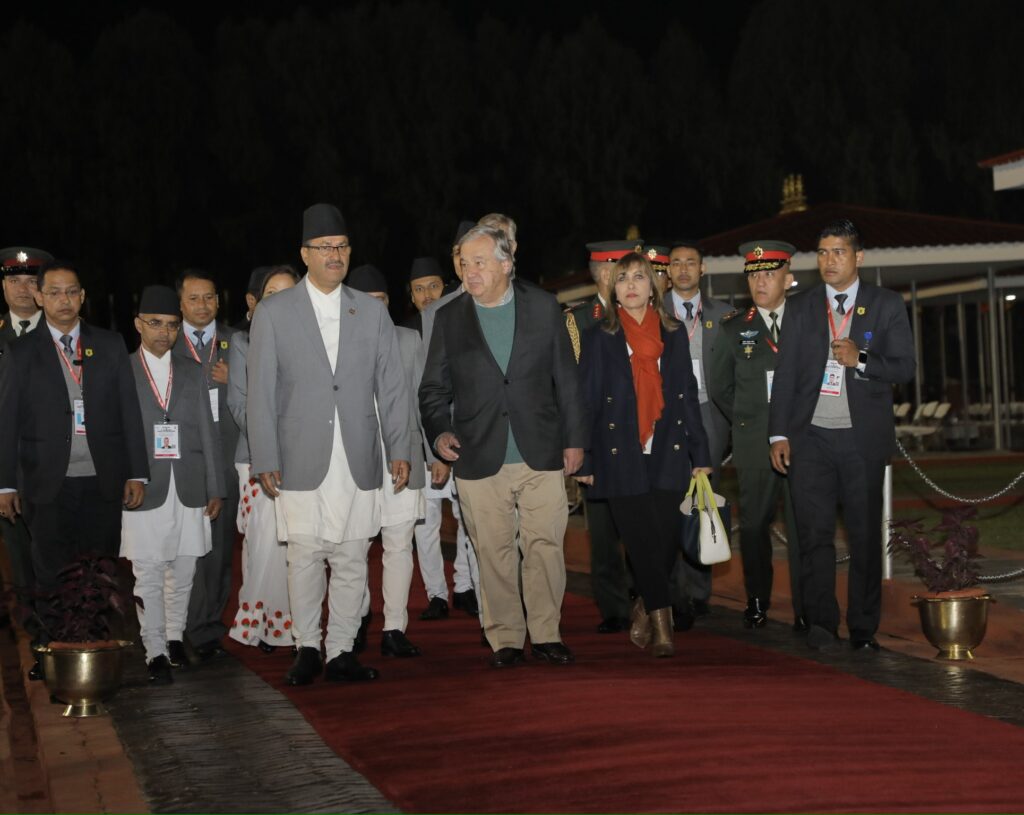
left=576, top=253, right=712, bottom=657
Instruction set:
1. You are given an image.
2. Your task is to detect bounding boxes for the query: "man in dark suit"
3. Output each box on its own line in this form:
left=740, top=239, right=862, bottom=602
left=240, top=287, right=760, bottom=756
left=0, top=246, right=53, bottom=635
left=769, top=219, right=915, bottom=652
left=665, top=239, right=732, bottom=627
left=172, top=268, right=240, bottom=662
left=564, top=240, right=638, bottom=634
left=122, top=285, right=225, bottom=683
left=420, top=224, right=587, bottom=668
left=0, top=260, right=148, bottom=674
left=710, top=240, right=804, bottom=631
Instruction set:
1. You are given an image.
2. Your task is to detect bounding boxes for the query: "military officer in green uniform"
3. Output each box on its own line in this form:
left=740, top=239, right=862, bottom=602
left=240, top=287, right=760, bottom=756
left=565, top=240, right=640, bottom=633
left=710, top=240, right=805, bottom=632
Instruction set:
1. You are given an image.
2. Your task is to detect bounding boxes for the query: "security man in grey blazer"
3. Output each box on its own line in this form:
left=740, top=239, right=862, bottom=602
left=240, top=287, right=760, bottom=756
left=248, top=203, right=412, bottom=686
left=121, top=285, right=225, bottom=683
left=666, top=239, right=732, bottom=626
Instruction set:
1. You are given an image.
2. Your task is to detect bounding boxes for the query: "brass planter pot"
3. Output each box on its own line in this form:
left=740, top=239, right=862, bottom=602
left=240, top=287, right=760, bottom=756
left=913, top=594, right=992, bottom=661
left=34, top=640, right=131, bottom=718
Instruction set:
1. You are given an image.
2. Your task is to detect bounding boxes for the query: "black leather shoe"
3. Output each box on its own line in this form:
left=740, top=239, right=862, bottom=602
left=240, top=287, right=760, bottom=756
left=692, top=599, right=711, bottom=617
left=167, top=640, right=190, bottom=669
left=851, top=637, right=880, bottom=652
left=743, top=597, right=768, bottom=629
left=194, top=641, right=228, bottom=662
left=148, top=655, right=174, bottom=685
left=452, top=589, right=479, bottom=616
left=672, top=605, right=696, bottom=632
left=490, top=647, right=525, bottom=668
left=419, top=596, right=449, bottom=621
left=285, top=646, right=323, bottom=686
left=325, top=651, right=379, bottom=681
left=792, top=615, right=809, bottom=633
left=381, top=629, right=421, bottom=657
left=596, top=616, right=629, bottom=634
left=807, top=624, right=842, bottom=653
left=531, top=642, right=575, bottom=665
left=27, top=659, right=44, bottom=681
left=354, top=611, right=372, bottom=654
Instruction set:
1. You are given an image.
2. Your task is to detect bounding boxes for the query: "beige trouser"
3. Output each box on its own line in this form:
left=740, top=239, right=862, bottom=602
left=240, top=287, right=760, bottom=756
left=456, top=464, right=567, bottom=650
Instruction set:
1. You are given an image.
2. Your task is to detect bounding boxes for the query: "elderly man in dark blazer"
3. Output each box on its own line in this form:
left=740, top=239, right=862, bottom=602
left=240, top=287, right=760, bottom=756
left=769, top=219, right=915, bottom=653
left=420, top=224, right=587, bottom=669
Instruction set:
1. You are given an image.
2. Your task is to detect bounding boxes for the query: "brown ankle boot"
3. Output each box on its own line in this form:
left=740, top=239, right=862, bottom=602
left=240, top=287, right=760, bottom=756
left=629, top=596, right=651, bottom=649
left=649, top=607, right=675, bottom=657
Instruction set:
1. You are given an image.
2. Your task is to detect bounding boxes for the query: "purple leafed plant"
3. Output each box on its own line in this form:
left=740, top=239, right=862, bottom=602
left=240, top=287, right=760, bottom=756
left=35, top=555, right=136, bottom=643
left=887, top=507, right=982, bottom=594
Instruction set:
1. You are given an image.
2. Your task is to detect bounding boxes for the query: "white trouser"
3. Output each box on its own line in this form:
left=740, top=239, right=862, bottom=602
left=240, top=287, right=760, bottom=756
left=414, top=497, right=449, bottom=601
left=132, top=556, right=198, bottom=663
left=360, top=519, right=415, bottom=632
left=450, top=495, right=480, bottom=599
left=287, top=533, right=371, bottom=660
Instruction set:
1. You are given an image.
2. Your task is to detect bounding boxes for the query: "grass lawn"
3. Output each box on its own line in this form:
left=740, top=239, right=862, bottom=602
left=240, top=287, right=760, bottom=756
left=718, top=456, right=1024, bottom=552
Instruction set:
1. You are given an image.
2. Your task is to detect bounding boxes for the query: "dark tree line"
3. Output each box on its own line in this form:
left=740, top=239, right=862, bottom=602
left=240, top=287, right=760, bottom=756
left=3, top=0, right=1024, bottom=326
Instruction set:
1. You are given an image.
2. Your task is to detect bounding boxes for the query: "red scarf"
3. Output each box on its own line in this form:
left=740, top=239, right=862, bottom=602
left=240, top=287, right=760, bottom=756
left=619, top=305, right=664, bottom=448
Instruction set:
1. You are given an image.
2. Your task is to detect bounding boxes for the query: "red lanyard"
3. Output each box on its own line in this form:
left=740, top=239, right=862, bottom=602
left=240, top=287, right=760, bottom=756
left=764, top=336, right=778, bottom=354
left=183, top=328, right=216, bottom=365
left=826, top=297, right=853, bottom=341
left=139, top=351, right=174, bottom=418
left=53, top=337, right=82, bottom=386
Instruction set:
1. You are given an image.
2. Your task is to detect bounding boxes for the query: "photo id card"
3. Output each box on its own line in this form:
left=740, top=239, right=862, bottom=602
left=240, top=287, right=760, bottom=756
left=153, top=423, right=181, bottom=459
left=73, top=398, right=86, bottom=435
left=820, top=360, right=844, bottom=397
left=766, top=370, right=775, bottom=403
left=208, top=388, right=220, bottom=422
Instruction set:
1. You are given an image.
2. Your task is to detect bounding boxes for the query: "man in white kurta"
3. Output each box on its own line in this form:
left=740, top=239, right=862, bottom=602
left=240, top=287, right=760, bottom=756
left=247, top=203, right=411, bottom=686
left=120, top=285, right=224, bottom=684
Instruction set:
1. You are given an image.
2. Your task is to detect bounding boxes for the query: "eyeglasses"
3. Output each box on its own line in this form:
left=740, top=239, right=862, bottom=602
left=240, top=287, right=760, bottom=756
left=139, top=318, right=181, bottom=331
left=304, top=243, right=351, bottom=256
left=41, top=287, right=82, bottom=300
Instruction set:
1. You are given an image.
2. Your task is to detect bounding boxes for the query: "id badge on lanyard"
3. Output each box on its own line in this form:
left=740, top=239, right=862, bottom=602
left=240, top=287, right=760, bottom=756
left=154, top=423, right=181, bottom=459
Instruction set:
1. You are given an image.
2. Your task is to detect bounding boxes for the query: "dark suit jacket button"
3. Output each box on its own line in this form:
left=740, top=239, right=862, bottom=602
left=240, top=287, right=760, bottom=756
left=677, top=393, right=684, bottom=399
left=333, top=385, right=339, bottom=391
left=611, top=447, right=618, bottom=455
left=608, top=422, right=615, bottom=430
left=606, top=396, right=613, bottom=403
left=65, top=435, right=71, bottom=442
left=676, top=419, right=682, bottom=425
left=504, top=378, right=510, bottom=385
left=502, top=411, right=508, bottom=417
left=673, top=444, right=680, bottom=451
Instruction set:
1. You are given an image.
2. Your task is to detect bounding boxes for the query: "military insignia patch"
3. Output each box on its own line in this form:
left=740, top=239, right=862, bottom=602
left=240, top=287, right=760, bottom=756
left=753, top=246, right=764, bottom=259
left=646, top=248, right=657, bottom=261
left=744, top=306, right=756, bottom=322
left=16, top=251, right=28, bottom=264
left=856, top=306, right=866, bottom=315
left=720, top=309, right=741, bottom=323
left=84, top=348, right=94, bottom=357
left=705, top=320, right=713, bottom=329
left=740, top=330, right=759, bottom=339
left=220, top=340, right=229, bottom=350
left=740, top=330, right=758, bottom=358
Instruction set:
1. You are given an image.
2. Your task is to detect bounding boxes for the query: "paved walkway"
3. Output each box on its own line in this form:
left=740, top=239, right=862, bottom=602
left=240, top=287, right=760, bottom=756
left=3, top=532, right=1024, bottom=813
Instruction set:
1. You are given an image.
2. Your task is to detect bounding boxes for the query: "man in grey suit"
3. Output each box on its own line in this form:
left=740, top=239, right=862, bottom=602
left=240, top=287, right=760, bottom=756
left=248, top=203, right=412, bottom=686
left=666, top=239, right=732, bottom=626
left=121, top=286, right=224, bottom=684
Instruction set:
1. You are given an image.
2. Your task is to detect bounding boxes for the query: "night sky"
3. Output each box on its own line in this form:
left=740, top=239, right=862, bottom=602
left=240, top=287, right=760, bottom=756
left=4, top=0, right=1024, bottom=327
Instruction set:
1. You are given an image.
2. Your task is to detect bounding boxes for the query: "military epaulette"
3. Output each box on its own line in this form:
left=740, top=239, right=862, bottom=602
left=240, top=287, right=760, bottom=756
left=565, top=311, right=581, bottom=363
left=719, top=309, right=742, bottom=324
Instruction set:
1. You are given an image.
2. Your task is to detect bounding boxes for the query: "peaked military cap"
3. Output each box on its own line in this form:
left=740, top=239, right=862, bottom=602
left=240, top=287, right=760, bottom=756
left=586, top=240, right=644, bottom=263
left=1, top=246, right=54, bottom=276
left=643, top=245, right=670, bottom=273
left=738, top=240, right=797, bottom=274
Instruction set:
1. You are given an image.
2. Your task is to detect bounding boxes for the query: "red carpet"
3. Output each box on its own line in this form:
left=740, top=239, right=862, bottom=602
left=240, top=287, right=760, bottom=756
left=226, top=548, right=1024, bottom=813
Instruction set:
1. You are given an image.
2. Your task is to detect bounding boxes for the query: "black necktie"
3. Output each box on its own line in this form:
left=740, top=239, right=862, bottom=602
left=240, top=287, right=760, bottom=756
left=684, top=302, right=694, bottom=321
left=769, top=311, right=779, bottom=342
left=193, top=329, right=205, bottom=350
left=60, top=334, right=74, bottom=358
left=835, top=294, right=848, bottom=315
left=18, top=320, right=30, bottom=336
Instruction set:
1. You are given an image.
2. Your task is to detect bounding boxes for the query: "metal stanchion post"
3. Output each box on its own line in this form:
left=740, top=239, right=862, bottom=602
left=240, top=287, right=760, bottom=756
left=882, top=463, right=893, bottom=580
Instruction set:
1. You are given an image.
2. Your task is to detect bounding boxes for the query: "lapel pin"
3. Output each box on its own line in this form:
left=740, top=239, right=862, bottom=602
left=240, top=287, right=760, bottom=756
left=856, top=306, right=866, bottom=315
left=84, top=348, right=94, bottom=357
left=348, top=308, right=356, bottom=315
left=219, top=339, right=229, bottom=350
left=705, top=320, right=713, bottom=329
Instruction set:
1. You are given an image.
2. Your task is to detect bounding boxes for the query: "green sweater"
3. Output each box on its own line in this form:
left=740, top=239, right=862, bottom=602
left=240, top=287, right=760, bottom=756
left=475, top=295, right=523, bottom=465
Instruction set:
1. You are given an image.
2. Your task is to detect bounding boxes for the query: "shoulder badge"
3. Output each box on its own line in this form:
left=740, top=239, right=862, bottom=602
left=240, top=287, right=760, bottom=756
left=592, top=301, right=603, bottom=321
left=720, top=309, right=742, bottom=324
left=744, top=306, right=756, bottom=322
left=220, top=339, right=229, bottom=350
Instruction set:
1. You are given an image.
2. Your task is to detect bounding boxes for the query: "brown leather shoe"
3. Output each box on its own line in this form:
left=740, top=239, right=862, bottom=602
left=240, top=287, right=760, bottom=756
left=629, top=596, right=651, bottom=649
left=649, top=607, right=675, bottom=658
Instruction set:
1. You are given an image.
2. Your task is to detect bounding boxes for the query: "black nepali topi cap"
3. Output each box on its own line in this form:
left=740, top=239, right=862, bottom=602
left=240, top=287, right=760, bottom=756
left=738, top=240, right=797, bottom=274
left=138, top=285, right=181, bottom=316
left=453, top=219, right=476, bottom=247
left=409, top=256, right=446, bottom=283
left=302, top=203, right=348, bottom=243
left=1, top=246, right=54, bottom=276
left=347, top=264, right=388, bottom=294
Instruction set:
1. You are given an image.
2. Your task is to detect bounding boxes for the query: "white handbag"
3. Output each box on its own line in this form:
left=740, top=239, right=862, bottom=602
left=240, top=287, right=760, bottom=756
left=680, top=473, right=732, bottom=565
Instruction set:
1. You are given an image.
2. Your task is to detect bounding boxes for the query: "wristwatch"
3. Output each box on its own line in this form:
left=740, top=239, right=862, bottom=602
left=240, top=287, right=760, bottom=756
left=858, top=349, right=869, bottom=366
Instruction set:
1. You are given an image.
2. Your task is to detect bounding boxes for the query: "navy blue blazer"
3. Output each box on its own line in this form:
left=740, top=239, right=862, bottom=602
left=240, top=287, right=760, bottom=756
left=579, top=318, right=711, bottom=499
